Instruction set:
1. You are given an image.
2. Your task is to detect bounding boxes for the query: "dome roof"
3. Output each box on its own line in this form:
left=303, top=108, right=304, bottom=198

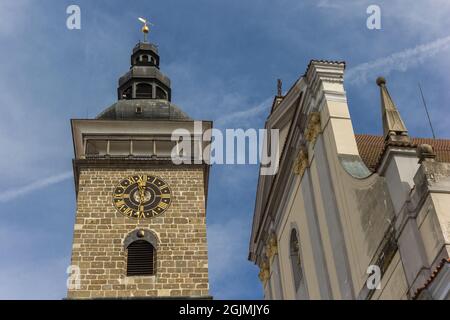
left=96, top=99, right=191, bottom=121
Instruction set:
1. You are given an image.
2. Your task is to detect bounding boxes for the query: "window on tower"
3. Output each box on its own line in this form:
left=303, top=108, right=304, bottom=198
left=290, top=229, right=302, bottom=291
left=136, top=83, right=153, bottom=99
left=155, top=86, right=167, bottom=100
left=132, top=140, right=154, bottom=157
left=109, top=140, right=131, bottom=157
left=85, top=140, right=107, bottom=157
left=126, top=240, right=156, bottom=276
left=122, top=86, right=132, bottom=100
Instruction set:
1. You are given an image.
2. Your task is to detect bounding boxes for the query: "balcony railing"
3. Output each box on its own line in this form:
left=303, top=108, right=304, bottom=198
left=83, top=138, right=202, bottom=161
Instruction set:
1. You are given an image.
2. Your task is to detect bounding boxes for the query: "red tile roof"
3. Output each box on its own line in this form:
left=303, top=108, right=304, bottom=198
left=355, top=134, right=450, bottom=172
left=412, top=258, right=450, bottom=299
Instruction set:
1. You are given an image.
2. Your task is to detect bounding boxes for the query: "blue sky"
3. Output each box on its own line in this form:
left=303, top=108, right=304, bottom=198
left=0, top=0, right=449, bottom=299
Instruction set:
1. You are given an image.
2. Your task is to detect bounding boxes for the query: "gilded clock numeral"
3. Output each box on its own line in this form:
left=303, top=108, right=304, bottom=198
left=158, top=202, right=169, bottom=209
left=137, top=175, right=148, bottom=184
left=115, top=200, right=125, bottom=207
left=113, top=193, right=129, bottom=200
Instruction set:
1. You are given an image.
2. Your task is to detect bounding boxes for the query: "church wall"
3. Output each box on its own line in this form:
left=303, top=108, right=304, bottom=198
left=251, top=61, right=450, bottom=300
left=315, top=94, right=396, bottom=297
left=383, top=154, right=420, bottom=214
left=310, top=136, right=354, bottom=299
left=418, top=196, right=448, bottom=267
left=67, top=166, right=209, bottom=299
left=269, top=254, right=283, bottom=299
left=277, top=174, right=320, bottom=299
left=299, top=171, right=332, bottom=299
left=370, top=251, right=408, bottom=300
left=430, top=193, right=450, bottom=250
left=308, top=159, right=343, bottom=299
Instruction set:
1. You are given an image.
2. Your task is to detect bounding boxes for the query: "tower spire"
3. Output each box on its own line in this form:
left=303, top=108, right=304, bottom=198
left=376, top=77, right=410, bottom=143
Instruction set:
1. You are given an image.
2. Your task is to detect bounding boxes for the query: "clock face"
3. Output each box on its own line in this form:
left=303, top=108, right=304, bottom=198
left=112, top=175, right=171, bottom=219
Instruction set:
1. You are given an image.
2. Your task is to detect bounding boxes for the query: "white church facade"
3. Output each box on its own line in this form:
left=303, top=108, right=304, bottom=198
left=249, top=60, right=450, bottom=300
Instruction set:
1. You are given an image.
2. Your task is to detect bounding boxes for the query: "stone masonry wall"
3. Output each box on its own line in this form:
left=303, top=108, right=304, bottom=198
left=67, top=166, right=209, bottom=299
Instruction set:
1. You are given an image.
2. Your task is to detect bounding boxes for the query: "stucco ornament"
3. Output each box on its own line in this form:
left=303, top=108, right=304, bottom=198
left=293, top=148, right=308, bottom=176
left=304, top=112, right=321, bottom=144
left=265, top=233, right=278, bottom=259
left=258, top=260, right=270, bottom=283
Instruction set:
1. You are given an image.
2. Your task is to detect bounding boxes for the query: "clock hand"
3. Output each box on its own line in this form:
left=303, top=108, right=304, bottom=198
left=137, top=181, right=146, bottom=218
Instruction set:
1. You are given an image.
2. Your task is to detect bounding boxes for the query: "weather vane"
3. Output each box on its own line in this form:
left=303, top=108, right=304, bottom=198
left=138, top=17, right=153, bottom=42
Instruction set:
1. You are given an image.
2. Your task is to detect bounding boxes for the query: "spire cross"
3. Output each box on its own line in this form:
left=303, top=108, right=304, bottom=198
left=277, top=79, right=283, bottom=97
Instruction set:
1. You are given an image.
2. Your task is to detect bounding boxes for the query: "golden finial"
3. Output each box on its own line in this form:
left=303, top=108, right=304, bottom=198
left=138, top=17, right=153, bottom=42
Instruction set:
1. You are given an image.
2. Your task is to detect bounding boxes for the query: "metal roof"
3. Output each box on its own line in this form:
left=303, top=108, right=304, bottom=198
left=96, top=99, right=192, bottom=121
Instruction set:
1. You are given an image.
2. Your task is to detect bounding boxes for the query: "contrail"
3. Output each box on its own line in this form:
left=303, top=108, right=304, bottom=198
left=346, top=35, right=450, bottom=85
left=0, top=171, right=72, bottom=203
left=218, top=36, right=450, bottom=126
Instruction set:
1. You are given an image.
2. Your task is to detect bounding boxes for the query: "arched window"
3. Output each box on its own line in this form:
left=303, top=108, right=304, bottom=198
left=136, top=83, right=153, bottom=99
left=127, top=240, right=156, bottom=276
left=290, top=229, right=302, bottom=290
left=122, top=86, right=132, bottom=99
left=155, top=86, right=167, bottom=99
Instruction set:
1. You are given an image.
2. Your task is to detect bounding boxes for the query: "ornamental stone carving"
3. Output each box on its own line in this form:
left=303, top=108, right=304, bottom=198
left=293, top=148, right=308, bottom=176
left=265, top=233, right=278, bottom=259
left=304, top=112, right=321, bottom=144
left=258, top=260, right=270, bottom=283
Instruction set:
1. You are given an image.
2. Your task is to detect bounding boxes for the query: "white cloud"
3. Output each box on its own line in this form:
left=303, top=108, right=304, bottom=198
left=0, top=171, right=72, bottom=203
left=315, top=0, right=353, bottom=9
left=346, top=35, right=450, bottom=85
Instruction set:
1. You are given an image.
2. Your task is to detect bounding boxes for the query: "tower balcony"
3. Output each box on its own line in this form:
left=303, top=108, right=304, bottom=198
left=71, top=119, right=212, bottom=164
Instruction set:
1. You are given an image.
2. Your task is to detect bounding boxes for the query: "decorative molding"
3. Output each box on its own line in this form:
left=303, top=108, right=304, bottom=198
left=258, top=260, right=270, bottom=284
left=265, top=233, right=278, bottom=260
left=123, top=228, right=159, bottom=249
left=304, top=112, right=321, bottom=144
left=293, top=148, right=309, bottom=176
left=417, top=144, right=436, bottom=164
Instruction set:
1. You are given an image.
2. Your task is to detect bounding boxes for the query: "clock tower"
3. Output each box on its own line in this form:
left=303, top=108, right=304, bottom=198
left=68, top=35, right=212, bottom=299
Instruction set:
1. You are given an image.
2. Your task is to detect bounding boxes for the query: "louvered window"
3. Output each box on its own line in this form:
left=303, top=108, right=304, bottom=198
left=127, top=240, right=156, bottom=276
left=136, top=83, right=153, bottom=99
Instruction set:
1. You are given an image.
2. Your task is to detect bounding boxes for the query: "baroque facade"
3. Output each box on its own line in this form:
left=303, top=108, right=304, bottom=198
left=67, top=39, right=211, bottom=299
left=249, top=61, right=450, bottom=300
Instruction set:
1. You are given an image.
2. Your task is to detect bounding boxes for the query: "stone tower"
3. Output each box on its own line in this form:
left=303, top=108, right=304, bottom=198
left=67, top=38, right=212, bottom=299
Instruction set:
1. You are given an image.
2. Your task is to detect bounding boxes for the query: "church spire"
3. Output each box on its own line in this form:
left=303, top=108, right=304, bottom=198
left=376, top=77, right=410, bottom=143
